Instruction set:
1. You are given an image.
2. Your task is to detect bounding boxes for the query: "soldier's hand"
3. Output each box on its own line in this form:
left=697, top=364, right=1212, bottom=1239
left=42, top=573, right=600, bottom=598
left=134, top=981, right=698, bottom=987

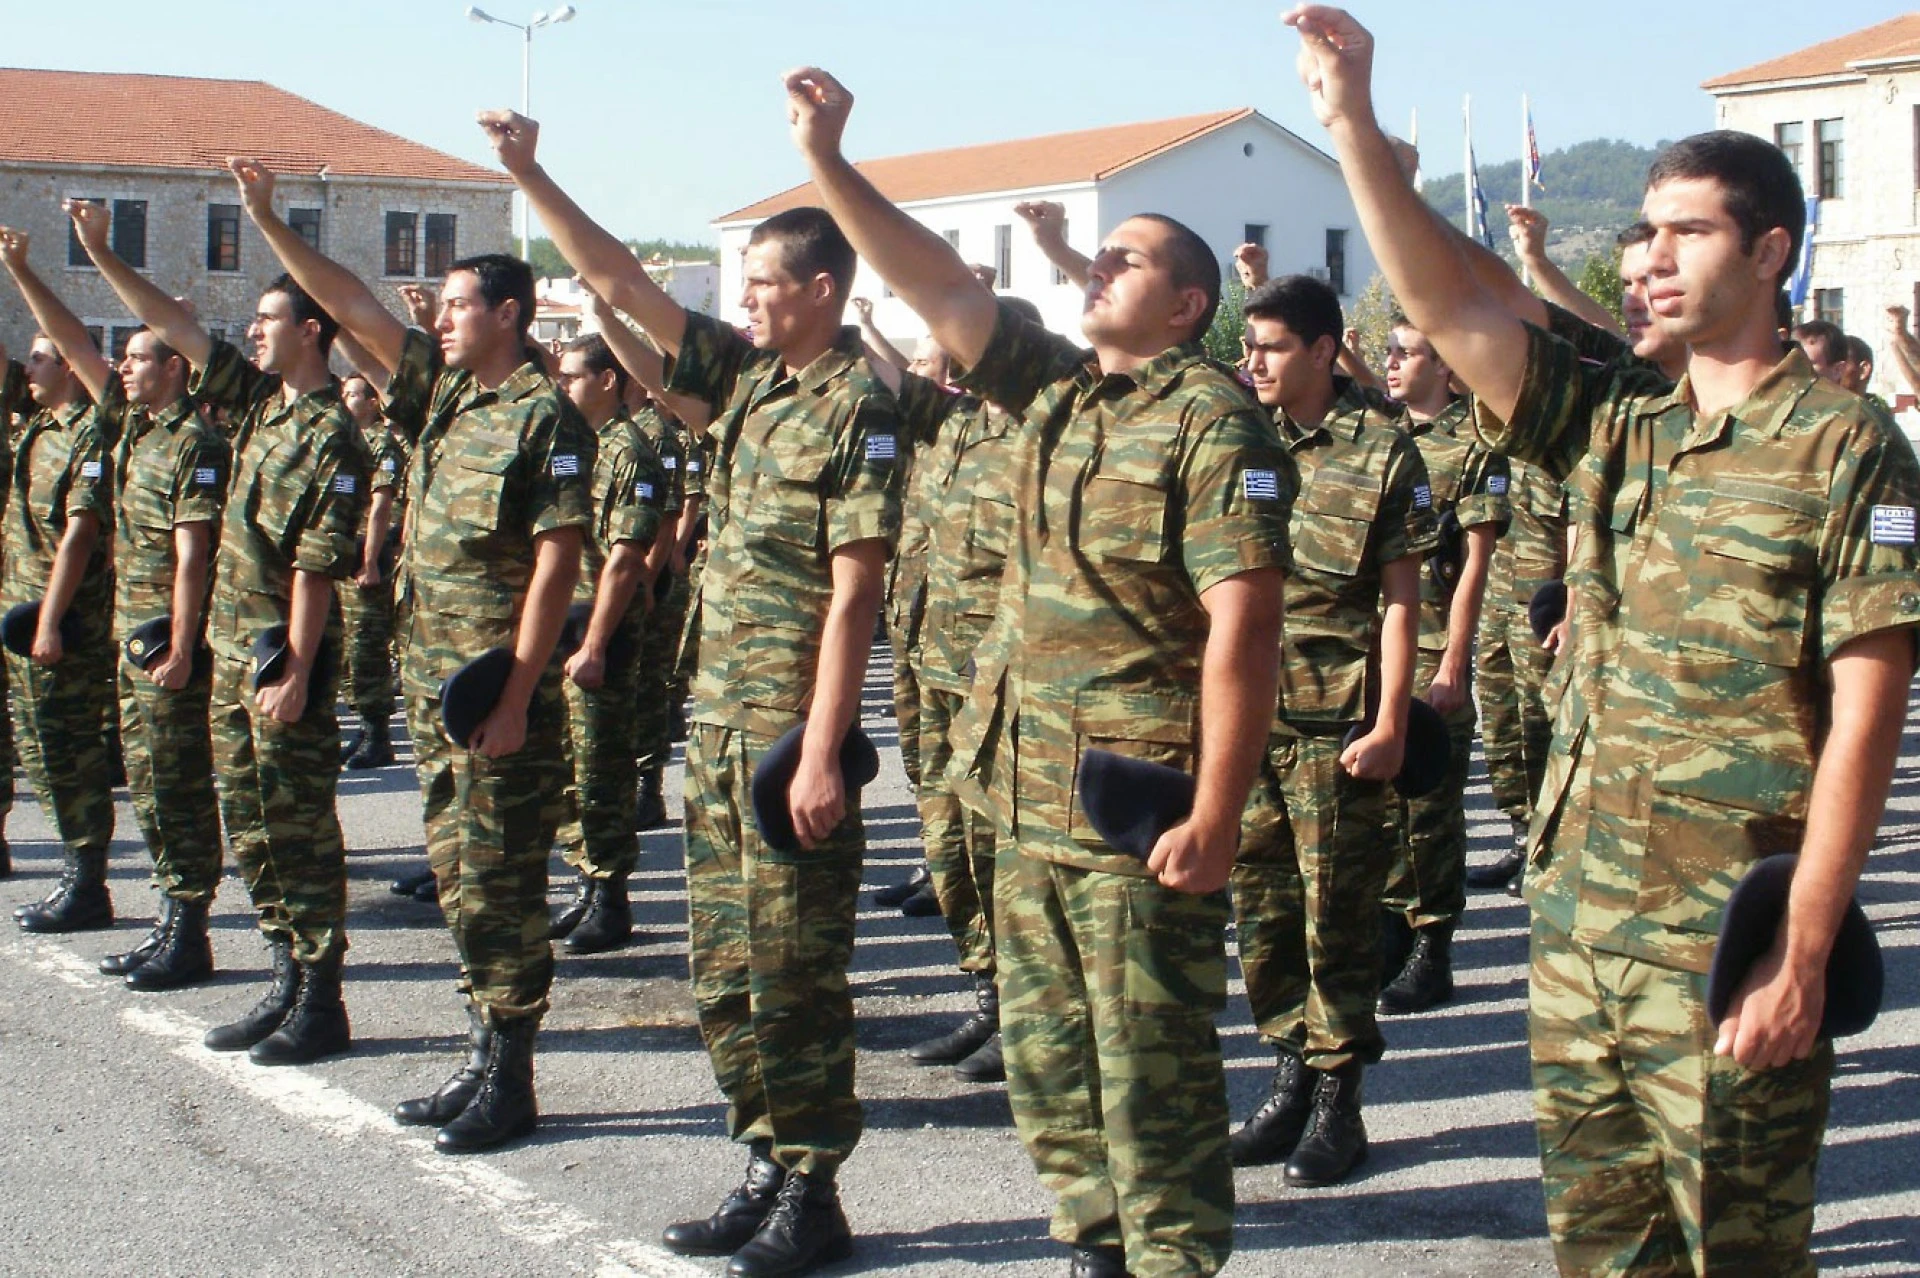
left=565, top=644, right=606, bottom=691
left=1543, top=616, right=1569, bottom=655
left=63, top=199, right=110, bottom=253
left=227, top=158, right=277, bottom=220
left=849, top=296, right=873, bottom=322
left=1714, top=938, right=1824, bottom=1070
left=0, top=227, right=29, bottom=273
left=1426, top=668, right=1468, bottom=716
left=469, top=700, right=528, bottom=759
left=787, top=745, right=847, bottom=851
left=478, top=109, right=541, bottom=176
left=1285, top=6, right=1379, bottom=132
left=784, top=67, right=854, bottom=163
left=1013, top=201, right=1067, bottom=243
left=148, top=646, right=192, bottom=692
left=354, top=560, right=382, bottom=589
left=1888, top=304, right=1912, bottom=335
left=254, top=669, right=309, bottom=724
left=1506, top=204, right=1549, bottom=262
left=1146, top=812, right=1236, bottom=895
left=579, top=280, right=613, bottom=326
left=1232, top=242, right=1269, bottom=290
left=1388, top=135, right=1420, bottom=181
left=30, top=624, right=63, bottom=668
left=398, top=284, right=438, bottom=329
left=1339, top=722, right=1404, bottom=783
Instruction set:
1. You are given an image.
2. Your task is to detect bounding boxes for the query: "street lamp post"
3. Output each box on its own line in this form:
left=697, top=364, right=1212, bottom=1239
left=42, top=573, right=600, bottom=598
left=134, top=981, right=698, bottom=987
left=467, top=4, right=577, bottom=260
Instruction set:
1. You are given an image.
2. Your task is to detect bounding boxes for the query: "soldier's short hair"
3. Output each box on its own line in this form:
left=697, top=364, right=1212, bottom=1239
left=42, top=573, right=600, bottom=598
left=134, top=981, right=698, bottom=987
left=1003, top=296, right=1044, bottom=327
left=748, top=207, right=857, bottom=298
left=1845, top=334, right=1874, bottom=370
left=1132, top=213, right=1222, bottom=342
left=449, top=253, right=537, bottom=337
left=566, top=332, right=629, bottom=396
left=1244, top=276, right=1341, bottom=349
left=1646, top=131, right=1804, bottom=288
left=1792, top=319, right=1845, bottom=363
left=1616, top=221, right=1655, bottom=250
left=134, top=327, right=183, bottom=371
left=262, top=273, right=339, bottom=356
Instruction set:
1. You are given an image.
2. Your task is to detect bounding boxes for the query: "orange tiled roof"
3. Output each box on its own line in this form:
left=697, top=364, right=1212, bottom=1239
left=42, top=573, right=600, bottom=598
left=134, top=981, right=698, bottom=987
left=1703, top=14, right=1920, bottom=89
left=718, top=108, right=1256, bottom=223
left=0, top=67, right=508, bottom=185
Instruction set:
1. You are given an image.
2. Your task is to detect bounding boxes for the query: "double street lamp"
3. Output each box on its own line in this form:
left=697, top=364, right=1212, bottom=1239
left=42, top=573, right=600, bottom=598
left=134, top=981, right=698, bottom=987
left=467, top=5, right=578, bottom=258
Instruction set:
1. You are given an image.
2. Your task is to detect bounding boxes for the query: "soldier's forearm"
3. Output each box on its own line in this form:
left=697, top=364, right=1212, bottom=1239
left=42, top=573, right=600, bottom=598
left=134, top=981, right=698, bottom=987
left=41, top=512, right=100, bottom=630
left=1375, top=557, right=1421, bottom=734
left=585, top=542, right=648, bottom=652
left=1192, top=568, right=1284, bottom=831
left=3, top=259, right=112, bottom=400
left=505, top=527, right=583, bottom=709
left=802, top=541, right=887, bottom=770
left=169, top=521, right=213, bottom=652
left=84, top=239, right=212, bottom=370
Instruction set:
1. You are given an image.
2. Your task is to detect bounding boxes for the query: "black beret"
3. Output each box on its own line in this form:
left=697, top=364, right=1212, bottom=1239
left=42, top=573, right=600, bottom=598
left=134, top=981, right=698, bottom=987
left=1342, top=698, right=1452, bottom=798
left=1426, top=509, right=1464, bottom=597
left=1706, top=853, right=1882, bottom=1040
left=1, top=600, right=80, bottom=659
left=555, top=601, right=635, bottom=671
left=749, top=720, right=881, bottom=855
left=1075, top=749, right=1195, bottom=861
left=1528, top=580, right=1569, bottom=642
left=439, top=647, right=516, bottom=748
left=250, top=624, right=331, bottom=691
left=124, top=615, right=174, bottom=670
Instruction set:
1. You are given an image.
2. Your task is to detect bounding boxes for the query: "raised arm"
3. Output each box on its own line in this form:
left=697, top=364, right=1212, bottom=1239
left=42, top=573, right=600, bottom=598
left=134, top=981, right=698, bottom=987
left=1016, top=201, right=1091, bottom=291
left=0, top=227, right=113, bottom=401
left=1507, top=205, right=1619, bottom=336
left=229, top=158, right=408, bottom=372
left=1885, top=307, right=1920, bottom=400
left=1288, top=6, right=1528, bottom=421
left=849, top=297, right=912, bottom=372
left=784, top=68, right=999, bottom=369
left=333, top=329, right=392, bottom=385
left=67, top=199, right=212, bottom=370
left=585, top=288, right=668, bottom=392
left=480, top=111, right=687, bottom=355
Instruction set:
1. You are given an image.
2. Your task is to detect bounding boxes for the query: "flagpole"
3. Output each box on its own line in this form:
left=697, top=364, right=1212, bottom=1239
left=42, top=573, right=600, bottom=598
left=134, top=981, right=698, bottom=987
left=1462, top=94, right=1474, bottom=239
left=1520, top=93, right=1532, bottom=288
left=1410, top=107, right=1421, bottom=190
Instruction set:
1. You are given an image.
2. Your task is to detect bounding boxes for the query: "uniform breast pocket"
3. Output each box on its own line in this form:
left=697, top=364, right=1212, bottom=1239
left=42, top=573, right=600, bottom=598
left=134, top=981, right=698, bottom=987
left=1065, top=690, right=1198, bottom=850
left=444, top=451, right=516, bottom=537
left=1075, top=475, right=1169, bottom=563
left=743, top=433, right=828, bottom=554
left=963, top=493, right=1015, bottom=577
left=1673, top=491, right=1818, bottom=668
left=1290, top=512, right=1372, bottom=579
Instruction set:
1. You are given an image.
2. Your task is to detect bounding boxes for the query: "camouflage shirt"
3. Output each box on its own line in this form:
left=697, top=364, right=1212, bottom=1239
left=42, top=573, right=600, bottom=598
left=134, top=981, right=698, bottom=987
left=575, top=408, right=667, bottom=610
left=667, top=311, right=903, bottom=737
left=96, top=376, right=229, bottom=637
left=1402, top=397, right=1510, bottom=651
left=191, top=339, right=366, bottom=663
left=1277, top=378, right=1437, bottom=728
left=383, top=328, right=597, bottom=697
left=1488, top=457, right=1568, bottom=616
left=1, top=395, right=113, bottom=634
left=947, top=302, right=1296, bottom=875
left=631, top=403, right=687, bottom=519
left=1485, top=327, right=1920, bottom=972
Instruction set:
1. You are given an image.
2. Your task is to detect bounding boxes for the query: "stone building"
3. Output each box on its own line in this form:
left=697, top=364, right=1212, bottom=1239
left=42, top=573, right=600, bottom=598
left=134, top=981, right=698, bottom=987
left=0, top=68, right=512, bottom=362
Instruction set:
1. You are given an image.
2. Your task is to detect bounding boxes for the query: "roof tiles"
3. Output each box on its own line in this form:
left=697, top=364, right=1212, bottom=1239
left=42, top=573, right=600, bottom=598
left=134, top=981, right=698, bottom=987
left=1703, top=14, right=1920, bottom=89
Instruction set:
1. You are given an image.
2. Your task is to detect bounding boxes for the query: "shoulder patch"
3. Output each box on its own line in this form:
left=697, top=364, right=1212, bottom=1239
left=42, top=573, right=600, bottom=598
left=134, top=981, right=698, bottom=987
left=381, top=457, right=397, bottom=472
left=552, top=454, right=581, bottom=478
left=687, top=459, right=703, bottom=473
left=1412, top=483, right=1433, bottom=509
left=195, top=467, right=220, bottom=486
left=662, top=455, right=677, bottom=469
left=1242, top=467, right=1281, bottom=502
left=80, top=460, right=103, bottom=479
left=865, top=434, right=897, bottom=462
left=1486, top=474, right=1509, bottom=495
left=635, top=481, right=655, bottom=501
left=333, top=474, right=357, bottom=494
left=1871, top=505, right=1916, bottom=545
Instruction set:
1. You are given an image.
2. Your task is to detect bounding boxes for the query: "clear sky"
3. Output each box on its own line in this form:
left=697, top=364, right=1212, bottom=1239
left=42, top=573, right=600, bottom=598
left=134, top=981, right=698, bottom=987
left=14, top=1, right=1908, bottom=243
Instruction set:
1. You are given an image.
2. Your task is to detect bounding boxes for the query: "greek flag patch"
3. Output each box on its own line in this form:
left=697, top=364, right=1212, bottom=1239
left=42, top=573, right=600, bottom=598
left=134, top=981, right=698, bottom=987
left=1487, top=474, right=1509, bottom=495
left=80, top=460, right=103, bottom=478
left=552, top=454, right=581, bottom=478
left=1871, top=505, right=1916, bottom=545
left=195, top=467, right=219, bottom=486
left=1243, top=468, right=1280, bottom=502
left=1412, top=483, right=1432, bottom=509
left=688, top=459, right=702, bottom=474
left=865, top=434, right=897, bottom=462
left=635, top=481, right=655, bottom=500
left=663, top=456, right=677, bottom=470
left=333, top=475, right=356, bottom=494
left=381, top=458, right=397, bottom=472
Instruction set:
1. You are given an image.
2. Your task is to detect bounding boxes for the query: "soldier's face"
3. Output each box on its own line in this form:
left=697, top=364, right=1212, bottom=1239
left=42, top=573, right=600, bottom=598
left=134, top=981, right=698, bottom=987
left=23, top=337, right=75, bottom=407
left=1640, top=177, right=1791, bottom=346
left=739, top=241, right=825, bottom=353
left=248, top=291, right=309, bottom=376
left=1080, top=219, right=1206, bottom=352
left=1243, top=315, right=1332, bottom=413
left=120, top=331, right=181, bottom=408
left=436, top=269, right=518, bottom=371
left=1797, top=335, right=1849, bottom=384
left=1618, top=242, right=1685, bottom=368
left=1385, top=328, right=1448, bottom=404
left=341, top=376, right=381, bottom=426
left=555, top=351, right=618, bottom=421
left=907, top=338, right=950, bottom=386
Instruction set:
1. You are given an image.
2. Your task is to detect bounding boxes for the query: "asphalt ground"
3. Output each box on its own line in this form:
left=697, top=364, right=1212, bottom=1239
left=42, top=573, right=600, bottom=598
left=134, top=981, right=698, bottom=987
left=0, top=649, right=1915, bottom=1277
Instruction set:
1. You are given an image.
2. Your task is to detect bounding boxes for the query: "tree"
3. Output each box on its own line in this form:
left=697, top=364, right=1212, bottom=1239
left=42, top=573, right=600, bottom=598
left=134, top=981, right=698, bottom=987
left=1202, top=275, right=1249, bottom=366
left=1345, top=273, right=1397, bottom=378
left=523, top=235, right=717, bottom=280
left=1574, top=246, right=1626, bottom=330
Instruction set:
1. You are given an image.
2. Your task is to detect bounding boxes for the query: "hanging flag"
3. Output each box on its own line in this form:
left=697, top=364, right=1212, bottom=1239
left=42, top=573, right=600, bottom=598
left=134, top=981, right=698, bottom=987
left=1789, top=196, right=1819, bottom=308
left=1525, top=103, right=1545, bottom=193
left=1468, top=143, right=1496, bottom=251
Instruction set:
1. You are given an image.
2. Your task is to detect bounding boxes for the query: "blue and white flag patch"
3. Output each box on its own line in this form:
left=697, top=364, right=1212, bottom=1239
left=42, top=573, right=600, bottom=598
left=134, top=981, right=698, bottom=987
left=1487, top=474, right=1509, bottom=495
left=552, top=454, right=581, bottom=478
left=333, top=475, right=356, bottom=494
left=865, top=434, right=897, bottom=462
left=1243, top=468, right=1281, bottom=502
left=195, top=467, right=219, bottom=486
left=80, top=460, right=103, bottom=478
left=1871, top=505, right=1916, bottom=545
left=635, top=481, right=655, bottom=501
left=1412, top=483, right=1432, bottom=509
left=687, top=459, right=702, bottom=473
left=663, top=456, right=677, bottom=470
left=381, top=457, right=397, bottom=472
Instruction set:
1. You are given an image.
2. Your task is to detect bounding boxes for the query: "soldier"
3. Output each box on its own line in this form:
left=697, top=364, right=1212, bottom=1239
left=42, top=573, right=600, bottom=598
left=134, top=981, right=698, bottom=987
left=1293, top=8, right=1920, bottom=1271
left=75, top=195, right=365, bottom=1063
left=792, top=69, right=1294, bottom=1278
left=1843, top=335, right=1881, bottom=404
left=1, top=230, right=229, bottom=987
left=1376, top=316, right=1508, bottom=1014
left=0, top=353, right=18, bottom=879
left=546, top=331, right=667, bottom=955
left=235, top=158, right=592, bottom=1153
left=0, top=236, right=116, bottom=936
left=1791, top=318, right=1850, bottom=385
left=338, top=372, right=406, bottom=772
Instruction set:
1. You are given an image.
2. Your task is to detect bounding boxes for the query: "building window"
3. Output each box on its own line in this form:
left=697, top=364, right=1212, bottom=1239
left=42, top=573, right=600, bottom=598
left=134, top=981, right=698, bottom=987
left=67, top=197, right=104, bottom=267
left=1815, top=287, right=1844, bottom=330
left=289, top=207, right=322, bottom=252
left=385, top=211, right=418, bottom=277
left=993, top=225, right=1012, bottom=291
left=207, top=203, right=242, bottom=272
left=1817, top=118, right=1844, bottom=199
left=942, top=229, right=960, bottom=252
left=1244, top=223, right=1268, bottom=250
left=1325, top=228, right=1349, bottom=295
left=1053, top=218, right=1071, bottom=285
left=1775, top=121, right=1804, bottom=178
left=112, top=199, right=148, bottom=270
left=83, top=324, right=105, bottom=354
left=424, top=213, right=458, bottom=279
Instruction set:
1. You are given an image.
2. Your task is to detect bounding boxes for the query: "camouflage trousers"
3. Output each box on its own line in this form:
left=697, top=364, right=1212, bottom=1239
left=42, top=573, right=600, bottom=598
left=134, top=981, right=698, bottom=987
left=407, top=673, right=568, bottom=1025
left=636, top=573, right=689, bottom=772
left=0, top=656, right=13, bottom=829
left=671, top=557, right=704, bottom=712
left=1382, top=650, right=1477, bottom=929
left=997, top=850, right=1234, bottom=1278
left=683, top=723, right=864, bottom=1176
left=336, top=576, right=396, bottom=727
left=1232, top=730, right=1393, bottom=1071
left=209, top=653, right=346, bottom=964
left=119, top=660, right=222, bottom=901
left=1475, top=604, right=1555, bottom=821
left=7, top=641, right=117, bottom=861
left=916, top=684, right=995, bottom=973
left=555, top=622, right=643, bottom=881
left=1529, top=915, right=1831, bottom=1277
left=888, top=620, right=922, bottom=791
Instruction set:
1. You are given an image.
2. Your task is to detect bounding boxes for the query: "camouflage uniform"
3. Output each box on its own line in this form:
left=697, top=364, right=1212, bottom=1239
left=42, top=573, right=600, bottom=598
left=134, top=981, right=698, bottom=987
left=0, top=364, right=32, bottom=854
left=668, top=310, right=901, bottom=1177
left=885, top=426, right=932, bottom=789
left=337, top=420, right=408, bottom=734
left=2, top=383, right=115, bottom=871
left=1483, top=322, right=1920, bottom=1275
left=946, top=303, right=1294, bottom=1277
left=1475, top=456, right=1567, bottom=823
left=1383, top=399, right=1509, bottom=930
left=629, top=403, right=686, bottom=775
left=192, top=340, right=365, bottom=963
left=1235, top=380, right=1435, bottom=1069
left=670, top=433, right=715, bottom=713
left=553, top=409, right=666, bottom=880
left=384, top=328, right=595, bottom=1026
left=100, top=375, right=229, bottom=902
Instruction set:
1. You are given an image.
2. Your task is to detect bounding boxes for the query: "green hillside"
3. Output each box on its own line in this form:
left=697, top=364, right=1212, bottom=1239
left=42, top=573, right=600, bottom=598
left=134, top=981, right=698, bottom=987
left=1421, top=138, right=1663, bottom=238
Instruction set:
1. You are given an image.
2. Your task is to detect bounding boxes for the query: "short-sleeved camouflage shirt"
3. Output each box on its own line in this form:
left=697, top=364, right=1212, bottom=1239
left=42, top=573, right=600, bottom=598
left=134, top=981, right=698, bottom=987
left=1486, top=328, right=1920, bottom=972
left=361, top=421, right=410, bottom=500
left=631, top=403, right=687, bottom=519
left=946, top=302, right=1296, bottom=875
left=667, top=310, right=903, bottom=737
left=1403, top=397, right=1511, bottom=651
left=1277, top=378, right=1437, bottom=728
left=575, top=408, right=667, bottom=610
left=2, top=396, right=113, bottom=633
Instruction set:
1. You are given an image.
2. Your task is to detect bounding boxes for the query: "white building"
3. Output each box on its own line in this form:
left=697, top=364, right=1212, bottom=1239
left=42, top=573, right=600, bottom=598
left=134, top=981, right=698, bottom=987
left=711, top=108, right=1377, bottom=345
left=536, top=261, right=718, bottom=346
left=1707, top=13, right=1920, bottom=416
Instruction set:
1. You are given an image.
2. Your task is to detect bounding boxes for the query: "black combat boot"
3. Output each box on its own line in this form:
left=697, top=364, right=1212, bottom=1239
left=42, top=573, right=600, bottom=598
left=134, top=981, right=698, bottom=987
left=100, top=897, right=177, bottom=975
left=249, top=953, right=351, bottom=1065
left=871, top=865, right=927, bottom=908
left=549, top=875, right=595, bottom=940
left=725, top=1170, right=853, bottom=1277
left=1068, top=1243, right=1128, bottom=1278
left=435, top=1016, right=538, bottom=1153
left=663, top=1142, right=786, bottom=1255
left=635, top=767, right=668, bottom=830
left=566, top=875, right=634, bottom=954
left=1283, top=1060, right=1368, bottom=1187
left=125, top=897, right=214, bottom=991
left=1377, top=921, right=1455, bottom=1016
left=1230, top=1045, right=1314, bottom=1166
left=1466, top=817, right=1527, bottom=892
left=344, top=717, right=394, bottom=770
left=19, top=851, right=112, bottom=933
left=0, top=834, right=11, bottom=878
left=204, top=939, right=300, bottom=1051
left=954, top=1030, right=1005, bottom=1083
left=899, top=878, right=940, bottom=917
left=396, top=1004, right=492, bottom=1126
left=1378, top=908, right=1414, bottom=984
left=907, top=972, right=998, bottom=1065
left=390, top=864, right=436, bottom=898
